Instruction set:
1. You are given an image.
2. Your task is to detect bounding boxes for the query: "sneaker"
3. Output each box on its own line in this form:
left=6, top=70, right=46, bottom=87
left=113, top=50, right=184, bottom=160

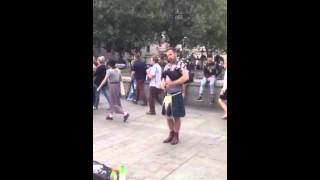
left=196, top=96, right=203, bottom=101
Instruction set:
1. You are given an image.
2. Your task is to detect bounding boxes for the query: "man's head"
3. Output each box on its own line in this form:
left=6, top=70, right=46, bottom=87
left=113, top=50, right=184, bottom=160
left=207, top=55, right=213, bottom=63
left=166, top=48, right=176, bottom=63
left=97, top=56, right=106, bottom=65
left=159, top=56, right=165, bottom=65
left=151, top=56, right=159, bottom=65
left=135, top=52, right=141, bottom=61
left=107, top=60, right=116, bottom=69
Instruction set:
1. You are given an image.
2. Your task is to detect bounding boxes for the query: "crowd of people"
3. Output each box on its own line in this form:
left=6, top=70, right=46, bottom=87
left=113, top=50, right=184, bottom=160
left=93, top=48, right=227, bottom=145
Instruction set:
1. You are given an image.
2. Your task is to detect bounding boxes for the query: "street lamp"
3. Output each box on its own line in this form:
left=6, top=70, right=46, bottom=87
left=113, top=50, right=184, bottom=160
left=182, top=36, right=189, bottom=57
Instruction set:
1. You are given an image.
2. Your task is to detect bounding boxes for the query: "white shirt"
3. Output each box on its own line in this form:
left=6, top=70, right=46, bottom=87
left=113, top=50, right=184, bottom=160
left=222, top=70, right=227, bottom=91
left=149, top=63, right=162, bottom=88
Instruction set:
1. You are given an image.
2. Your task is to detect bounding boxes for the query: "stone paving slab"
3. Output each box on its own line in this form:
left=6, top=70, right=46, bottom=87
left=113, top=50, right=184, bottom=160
left=93, top=97, right=227, bottom=180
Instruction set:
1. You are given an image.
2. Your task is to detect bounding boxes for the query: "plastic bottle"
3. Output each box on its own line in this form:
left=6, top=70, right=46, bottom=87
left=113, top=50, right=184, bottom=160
left=118, top=163, right=126, bottom=180
left=110, top=169, right=118, bottom=180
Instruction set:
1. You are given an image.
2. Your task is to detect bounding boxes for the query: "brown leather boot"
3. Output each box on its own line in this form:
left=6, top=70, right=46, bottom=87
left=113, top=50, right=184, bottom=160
left=170, top=132, right=179, bottom=145
left=163, top=131, right=174, bottom=143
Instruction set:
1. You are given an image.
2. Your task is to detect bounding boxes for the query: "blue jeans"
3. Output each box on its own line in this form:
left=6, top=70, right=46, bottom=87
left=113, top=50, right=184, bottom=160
left=199, top=76, right=216, bottom=96
left=94, top=86, right=111, bottom=109
left=127, top=80, right=136, bottom=101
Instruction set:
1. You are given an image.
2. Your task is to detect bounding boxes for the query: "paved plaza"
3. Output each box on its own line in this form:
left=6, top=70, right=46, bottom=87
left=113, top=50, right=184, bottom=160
left=93, top=97, right=227, bottom=180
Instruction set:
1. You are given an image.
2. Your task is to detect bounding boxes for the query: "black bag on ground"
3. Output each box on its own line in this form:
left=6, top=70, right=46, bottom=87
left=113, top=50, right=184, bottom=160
left=93, top=160, right=114, bottom=180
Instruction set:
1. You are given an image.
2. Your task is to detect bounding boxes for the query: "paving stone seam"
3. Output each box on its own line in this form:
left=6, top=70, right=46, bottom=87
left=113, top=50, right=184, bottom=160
left=160, top=150, right=200, bottom=180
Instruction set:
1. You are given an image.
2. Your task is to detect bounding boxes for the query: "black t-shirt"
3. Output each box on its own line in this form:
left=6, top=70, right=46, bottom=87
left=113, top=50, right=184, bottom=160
left=132, top=60, right=147, bottom=81
left=94, top=65, right=107, bottom=86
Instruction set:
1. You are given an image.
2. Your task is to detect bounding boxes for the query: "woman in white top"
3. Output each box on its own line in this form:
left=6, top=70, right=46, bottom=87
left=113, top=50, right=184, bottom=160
left=218, top=57, right=227, bottom=119
left=146, top=56, right=163, bottom=115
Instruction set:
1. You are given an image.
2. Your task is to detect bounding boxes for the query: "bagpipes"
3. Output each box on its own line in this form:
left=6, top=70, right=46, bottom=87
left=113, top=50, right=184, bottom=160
left=162, top=68, right=183, bottom=81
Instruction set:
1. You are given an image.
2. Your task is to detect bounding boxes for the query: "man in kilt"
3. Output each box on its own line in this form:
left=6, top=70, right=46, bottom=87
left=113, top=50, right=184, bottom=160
left=161, top=48, right=189, bottom=145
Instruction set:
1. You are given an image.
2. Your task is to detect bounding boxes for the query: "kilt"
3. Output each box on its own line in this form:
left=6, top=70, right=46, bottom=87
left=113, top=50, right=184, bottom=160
left=162, top=92, right=185, bottom=117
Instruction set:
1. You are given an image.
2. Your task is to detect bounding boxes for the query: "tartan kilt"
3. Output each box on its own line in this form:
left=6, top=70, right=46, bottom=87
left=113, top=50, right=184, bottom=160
left=162, top=92, right=185, bottom=117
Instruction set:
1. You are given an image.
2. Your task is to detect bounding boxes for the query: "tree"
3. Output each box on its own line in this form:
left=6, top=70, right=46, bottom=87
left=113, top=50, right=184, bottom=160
left=93, top=0, right=227, bottom=54
left=204, top=0, right=227, bottom=51
left=93, top=0, right=163, bottom=53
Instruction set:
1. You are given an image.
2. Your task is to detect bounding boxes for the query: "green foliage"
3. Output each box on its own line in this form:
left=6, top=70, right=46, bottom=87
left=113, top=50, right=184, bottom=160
left=93, top=0, right=227, bottom=52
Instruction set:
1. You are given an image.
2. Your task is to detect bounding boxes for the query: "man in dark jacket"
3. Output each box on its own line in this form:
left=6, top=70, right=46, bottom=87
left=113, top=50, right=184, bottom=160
left=93, top=56, right=111, bottom=109
left=131, top=53, right=148, bottom=105
left=196, top=55, right=218, bottom=104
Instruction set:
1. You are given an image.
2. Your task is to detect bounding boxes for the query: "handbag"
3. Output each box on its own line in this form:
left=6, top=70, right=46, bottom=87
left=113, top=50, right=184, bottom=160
left=115, top=68, right=126, bottom=97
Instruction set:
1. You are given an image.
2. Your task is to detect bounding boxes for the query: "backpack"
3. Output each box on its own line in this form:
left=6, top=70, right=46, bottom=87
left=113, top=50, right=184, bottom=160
left=93, top=160, right=115, bottom=180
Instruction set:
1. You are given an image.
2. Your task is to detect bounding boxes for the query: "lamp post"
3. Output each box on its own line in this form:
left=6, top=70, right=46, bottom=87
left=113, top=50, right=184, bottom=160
left=168, top=0, right=191, bottom=46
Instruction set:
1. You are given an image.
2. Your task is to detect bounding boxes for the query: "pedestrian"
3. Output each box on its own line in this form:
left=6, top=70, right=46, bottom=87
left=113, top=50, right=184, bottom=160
left=161, top=48, right=189, bottom=145
left=93, top=56, right=111, bottom=109
left=97, top=60, right=130, bottom=122
left=218, top=57, right=227, bottom=119
left=146, top=56, right=163, bottom=115
left=131, top=53, right=148, bottom=105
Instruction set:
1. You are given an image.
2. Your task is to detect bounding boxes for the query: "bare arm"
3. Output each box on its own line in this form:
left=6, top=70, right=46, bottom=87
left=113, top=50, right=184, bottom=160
left=160, top=78, right=166, bottom=90
left=147, top=73, right=155, bottom=79
left=131, top=71, right=135, bottom=80
left=93, top=64, right=96, bottom=73
left=147, top=68, right=155, bottom=79
left=97, top=75, right=107, bottom=91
